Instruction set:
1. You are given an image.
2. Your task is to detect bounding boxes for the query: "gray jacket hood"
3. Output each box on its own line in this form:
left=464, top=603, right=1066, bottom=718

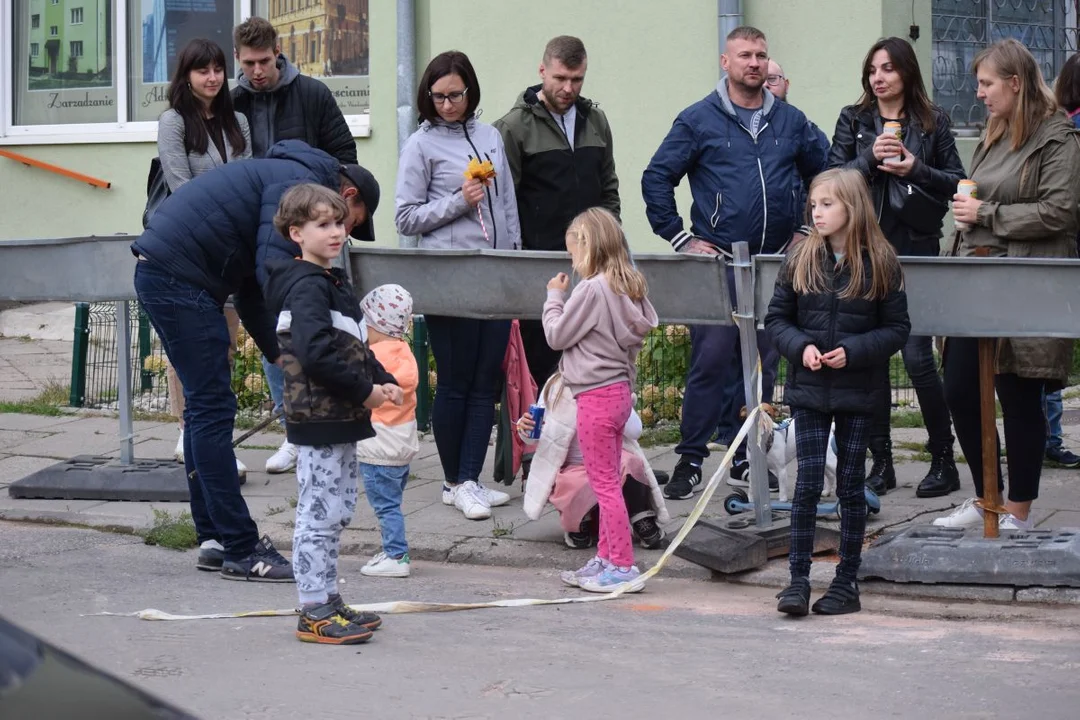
left=236, top=54, right=300, bottom=94
left=715, top=75, right=775, bottom=119
left=394, top=117, right=521, bottom=250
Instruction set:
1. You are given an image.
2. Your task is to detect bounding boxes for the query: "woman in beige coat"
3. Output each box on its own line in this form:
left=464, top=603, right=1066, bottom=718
left=935, top=39, right=1080, bottom=531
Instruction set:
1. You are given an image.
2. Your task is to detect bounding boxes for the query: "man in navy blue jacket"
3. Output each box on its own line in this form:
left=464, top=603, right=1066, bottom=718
left=641, top=26, right=827, bottom=500
left=131, top=140, right=379, bottom=581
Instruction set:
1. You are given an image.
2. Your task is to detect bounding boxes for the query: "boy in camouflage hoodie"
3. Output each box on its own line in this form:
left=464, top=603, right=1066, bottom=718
left=265, top=184, right=401, bottom=645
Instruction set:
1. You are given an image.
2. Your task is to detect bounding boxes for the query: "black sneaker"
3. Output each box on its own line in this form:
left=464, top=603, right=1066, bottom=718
left=329, top=594, right=382, bottom=631
left=811, top=577, right=862, bottom=615
left=727, top=459, right=780, bottom=492
left=632, top=516, right=665, bottom=549
left=1045, top=446, right=1080, bottom=468
left=664, top=459, right=702, bottom=500
left=195, top=542, right=224, bottom=572
left=221, top=535, right=295, bottom=583
left=776, top=576, right=811, bottom=616
left=296, top=602, right=372, bottom=645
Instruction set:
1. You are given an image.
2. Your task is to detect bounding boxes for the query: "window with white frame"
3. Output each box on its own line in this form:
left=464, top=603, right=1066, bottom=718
left=5, top=0, right=371, bottom=140
left=932, top=0, right=1080, bottom=130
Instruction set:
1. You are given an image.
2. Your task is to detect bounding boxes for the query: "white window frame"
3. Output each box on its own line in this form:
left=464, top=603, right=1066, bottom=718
left=69, top=7, right=82, bottom=24
left=0, top=0, right=371, bottom=145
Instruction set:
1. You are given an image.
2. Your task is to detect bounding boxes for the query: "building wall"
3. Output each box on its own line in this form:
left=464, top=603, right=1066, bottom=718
left=2, top=0, right=963, bottom=249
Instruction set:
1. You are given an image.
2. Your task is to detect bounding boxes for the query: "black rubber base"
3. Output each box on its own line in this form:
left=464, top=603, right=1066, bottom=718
left=674, top=515, right=841, bottom=574
left=8, top=455, right=190, bottom=502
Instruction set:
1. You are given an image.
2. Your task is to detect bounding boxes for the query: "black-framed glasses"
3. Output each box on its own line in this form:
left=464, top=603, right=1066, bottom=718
left=430, top=88, right=468, bottom=105
left=765, top=74, right=785, bottom=85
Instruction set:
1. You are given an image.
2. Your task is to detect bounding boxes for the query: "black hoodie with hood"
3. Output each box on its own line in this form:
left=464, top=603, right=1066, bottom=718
left=232, top=54, right=357, bottom=164
left=264, top=258, right=396, bottom=446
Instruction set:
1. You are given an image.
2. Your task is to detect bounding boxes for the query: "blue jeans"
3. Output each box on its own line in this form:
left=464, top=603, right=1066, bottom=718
left=1044, top=390, right=1064, bottom=450
left=425, top=316, right=511, bottom=484
left=261, top=356, right=286, bottom=428
left=135, top=261, right=259, bottom=561
left=677, top=266, right=778, bottom=461
left=359, top=462, right=410, bottom=558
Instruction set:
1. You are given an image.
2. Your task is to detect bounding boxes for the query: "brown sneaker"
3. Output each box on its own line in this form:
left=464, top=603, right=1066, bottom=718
left=296, top=602, right=373, bottom=645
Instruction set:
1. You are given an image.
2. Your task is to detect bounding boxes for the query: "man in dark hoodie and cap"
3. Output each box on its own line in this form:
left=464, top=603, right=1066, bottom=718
left=131, top=139, right=379, bottom=584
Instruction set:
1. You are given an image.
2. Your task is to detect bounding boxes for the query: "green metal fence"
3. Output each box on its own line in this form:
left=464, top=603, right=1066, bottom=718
left=70, top=306, right=918, bottom=432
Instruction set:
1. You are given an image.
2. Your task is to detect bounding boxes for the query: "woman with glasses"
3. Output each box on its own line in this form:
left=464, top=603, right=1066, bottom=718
left=395, top=51, right=521, bottom=521
left=827, top=37, right=966, bottom=499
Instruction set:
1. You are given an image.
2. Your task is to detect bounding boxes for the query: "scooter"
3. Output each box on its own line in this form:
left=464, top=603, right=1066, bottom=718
left=722, top=485, right=881, bottom=518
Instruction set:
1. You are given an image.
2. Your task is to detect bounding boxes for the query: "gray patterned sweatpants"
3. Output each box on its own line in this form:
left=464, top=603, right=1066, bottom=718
left=292, top=443, right=358, bottom=606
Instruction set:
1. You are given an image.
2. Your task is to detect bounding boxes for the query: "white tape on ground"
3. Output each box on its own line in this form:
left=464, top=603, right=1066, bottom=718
left=88, top=408, right=761, bottom=622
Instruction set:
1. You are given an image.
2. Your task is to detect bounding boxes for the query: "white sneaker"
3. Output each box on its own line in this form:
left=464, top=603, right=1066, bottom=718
left=361, top=551, right=411, bottom=578
left=474, top=482, right=510, bottom=507
left=174, top=430, right=185, bottom=462
left=1000, top=513, right=1034, bottom=531
left=448, top=480, right=491, bottom=520
left=235, top=457, right=248, bottom=479
left=265, top=441, right=297, bottom=474
left=932, top=497, right=984, bottom=528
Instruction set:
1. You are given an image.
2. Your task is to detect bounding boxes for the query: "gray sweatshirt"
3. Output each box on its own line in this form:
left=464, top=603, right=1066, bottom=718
left=543, top=274, right=658, bottom=396
left=395, top=117, right=521, bottom=250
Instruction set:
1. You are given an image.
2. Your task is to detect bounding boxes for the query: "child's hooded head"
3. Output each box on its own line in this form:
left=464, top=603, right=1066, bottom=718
left=360, top=284, right=413, bottom=339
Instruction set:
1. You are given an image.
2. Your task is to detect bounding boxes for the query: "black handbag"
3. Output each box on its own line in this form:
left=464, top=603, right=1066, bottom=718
left=886, top=175, right=949, bottom=236
left=142, top=157, right=170, bottom=229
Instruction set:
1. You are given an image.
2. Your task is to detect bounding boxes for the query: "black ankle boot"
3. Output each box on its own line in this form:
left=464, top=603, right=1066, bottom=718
left=866, top=438, right=895, bottom=496
left=811, top=577, right=861, bottom=615
left=776, top=576, right=811, bottom=616
left=916, top=442, right=961, bottom=498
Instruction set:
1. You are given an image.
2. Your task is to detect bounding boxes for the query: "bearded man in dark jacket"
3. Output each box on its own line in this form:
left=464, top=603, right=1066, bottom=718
left=131, top=140, right=379, bottom=583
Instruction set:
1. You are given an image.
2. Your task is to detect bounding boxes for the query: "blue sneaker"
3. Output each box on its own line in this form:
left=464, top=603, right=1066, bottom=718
left=560, top=556, right=608, bottom=588
left=579, top=564, right=646, bottom=594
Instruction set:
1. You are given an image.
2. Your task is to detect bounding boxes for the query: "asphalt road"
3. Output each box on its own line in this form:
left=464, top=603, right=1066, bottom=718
left=2, top=522, right=1079, bottom=719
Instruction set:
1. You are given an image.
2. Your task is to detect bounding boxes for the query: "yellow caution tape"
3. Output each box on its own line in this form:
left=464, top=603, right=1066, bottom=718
left=90, top=407, right=761, bottom=621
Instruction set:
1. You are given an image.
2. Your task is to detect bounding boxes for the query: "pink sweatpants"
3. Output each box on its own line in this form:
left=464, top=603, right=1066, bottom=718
left=576, top=382, right=634, bottom=568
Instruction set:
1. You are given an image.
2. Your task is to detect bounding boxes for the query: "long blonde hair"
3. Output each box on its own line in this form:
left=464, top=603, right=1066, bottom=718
left=973, top=39, right=1057, bottom=151
left=789, top=168, right=901, bottom=301
left=565, top=207, right=648, bottom=300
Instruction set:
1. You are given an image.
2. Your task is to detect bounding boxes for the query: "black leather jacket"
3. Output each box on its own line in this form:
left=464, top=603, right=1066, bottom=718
left=827, top=104, right=965, bottom=256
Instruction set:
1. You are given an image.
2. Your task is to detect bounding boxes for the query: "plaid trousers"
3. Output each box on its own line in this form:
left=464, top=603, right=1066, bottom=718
left=790, top=408, right=870, bottom=581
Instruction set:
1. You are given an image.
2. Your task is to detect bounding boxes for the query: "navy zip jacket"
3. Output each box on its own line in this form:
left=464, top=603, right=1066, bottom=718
left=131, top=140, right=342, bottom=361
left=641, top=80, right=828, bottom=255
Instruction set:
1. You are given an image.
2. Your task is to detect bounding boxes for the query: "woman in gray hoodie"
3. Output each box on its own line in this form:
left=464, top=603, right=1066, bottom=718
left=395, top=51, right=521, bottom=521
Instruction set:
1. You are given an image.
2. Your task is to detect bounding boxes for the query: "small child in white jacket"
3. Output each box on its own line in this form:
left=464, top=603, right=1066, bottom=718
left=357, top=285, right=420, bottom=578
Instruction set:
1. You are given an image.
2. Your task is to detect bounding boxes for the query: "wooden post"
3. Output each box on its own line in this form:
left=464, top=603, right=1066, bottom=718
left=978, top=338, right=1002, bottom=538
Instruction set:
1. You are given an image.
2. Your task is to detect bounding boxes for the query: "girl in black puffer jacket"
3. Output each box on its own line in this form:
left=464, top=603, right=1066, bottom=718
left=765, top=168, right=910, bottom=617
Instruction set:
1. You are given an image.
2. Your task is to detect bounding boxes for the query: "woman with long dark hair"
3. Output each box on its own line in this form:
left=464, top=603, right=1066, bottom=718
left=827, top=37, right=966, bottom=499
left=394, top=51, right=521, bottom=520
left=157, top=38, right=251, bottom=497
left=937, top=39, right=1080, bottom=530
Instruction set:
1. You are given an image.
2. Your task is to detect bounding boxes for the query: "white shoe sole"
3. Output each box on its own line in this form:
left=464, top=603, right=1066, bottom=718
left=579, top=578, right=646, bottom=594
left=457, top=505, right=491, bottom=520
left=360, top=565, right=410, bottom=578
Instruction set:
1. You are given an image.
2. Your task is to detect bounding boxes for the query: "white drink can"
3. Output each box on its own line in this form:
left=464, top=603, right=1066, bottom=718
left=883, top=121, right=902, bottom=165
left=954, top=179, right=977, bottom=231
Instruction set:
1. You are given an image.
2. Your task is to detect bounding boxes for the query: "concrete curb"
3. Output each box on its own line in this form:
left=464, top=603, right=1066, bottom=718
left=5, top=509, right=1079, bottom=604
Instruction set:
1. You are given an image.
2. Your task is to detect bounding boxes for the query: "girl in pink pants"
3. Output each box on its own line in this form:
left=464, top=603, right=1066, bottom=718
left=542, top=208, right=658, bottom=593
